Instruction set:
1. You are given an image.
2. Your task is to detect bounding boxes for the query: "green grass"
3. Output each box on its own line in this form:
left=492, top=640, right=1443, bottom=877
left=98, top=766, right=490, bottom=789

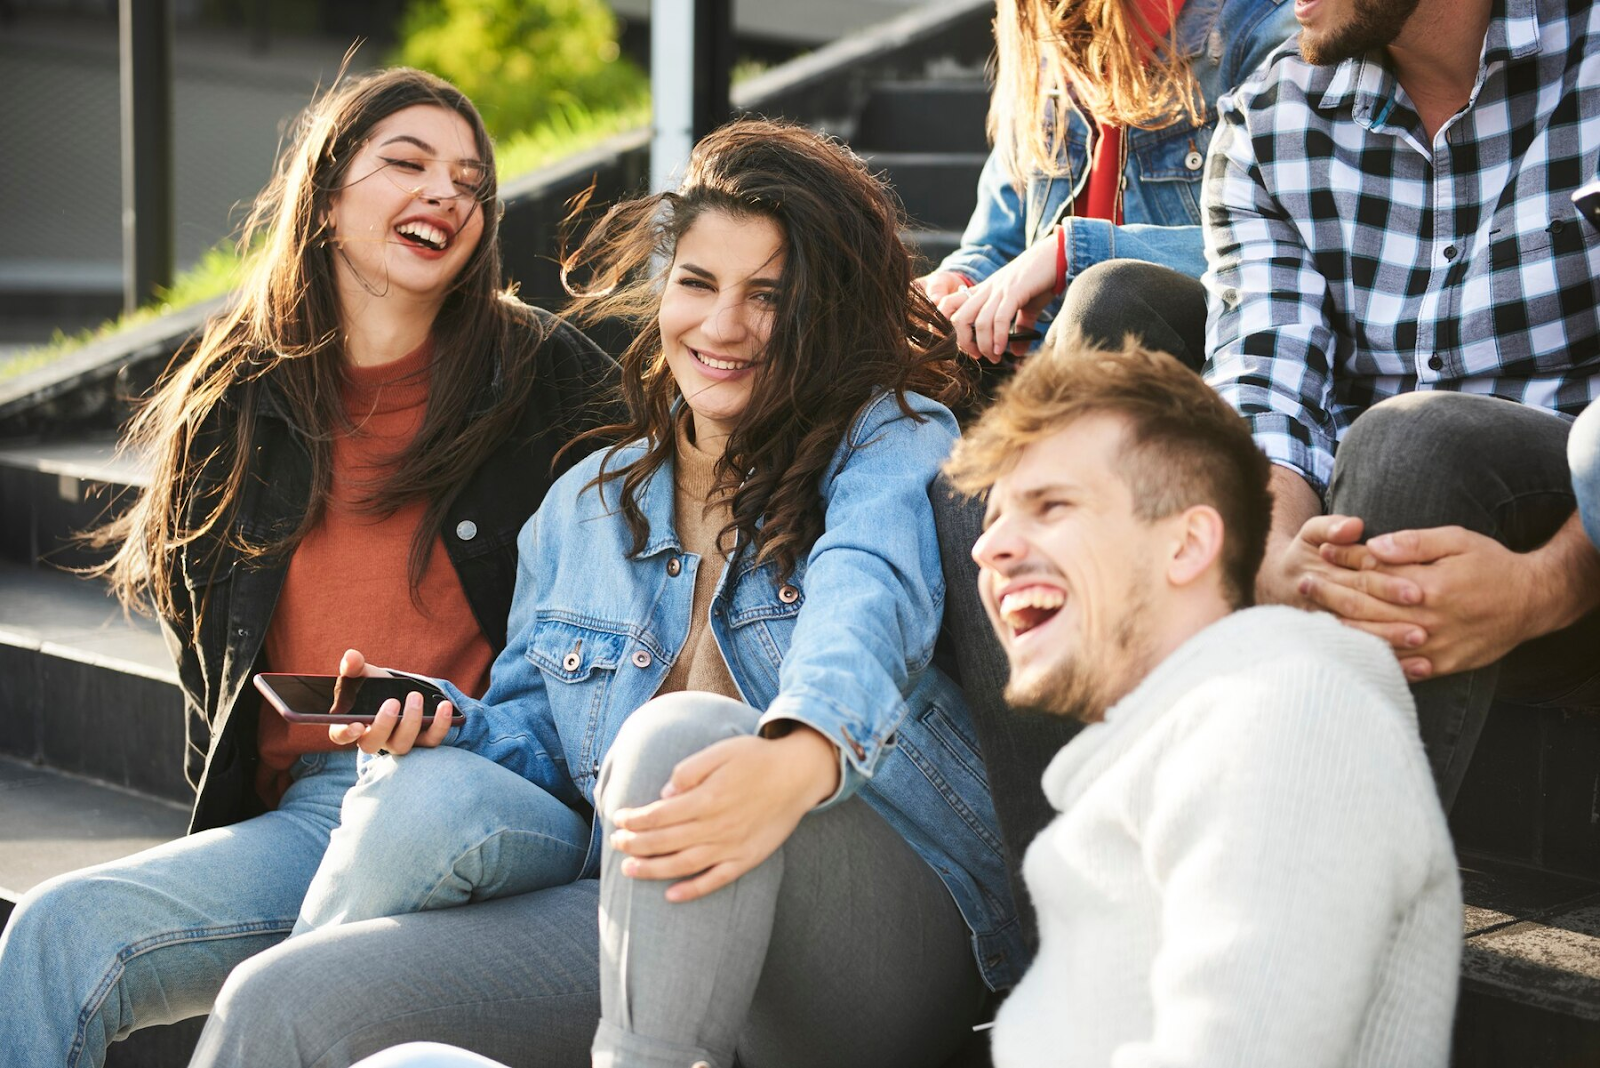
left=4, top=97, right=650, bottom=383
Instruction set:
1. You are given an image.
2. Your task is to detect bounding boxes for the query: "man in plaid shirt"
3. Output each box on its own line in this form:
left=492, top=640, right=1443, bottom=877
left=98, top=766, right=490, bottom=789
left=1200, top=0, right=1600, bottom=809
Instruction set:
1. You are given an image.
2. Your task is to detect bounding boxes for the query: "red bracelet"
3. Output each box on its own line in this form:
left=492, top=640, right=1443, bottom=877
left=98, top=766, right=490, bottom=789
left=1053, top=224, right=1068, bottom=296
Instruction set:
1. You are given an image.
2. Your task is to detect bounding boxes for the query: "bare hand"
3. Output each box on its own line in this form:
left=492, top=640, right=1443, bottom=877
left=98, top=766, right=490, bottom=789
left=916, top=270, right=972, bottom=302
left=327, top=648, right=454, bottom=755
left=1309, top=526, right=1539, bottom=680
left=608, top=726, right=841, bottom=903
left=938, top=235, right=1058, bottom=362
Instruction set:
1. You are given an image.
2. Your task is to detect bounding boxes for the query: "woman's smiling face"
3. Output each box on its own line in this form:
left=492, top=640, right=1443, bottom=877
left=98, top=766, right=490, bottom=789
left=658, top=209, right=787, bottom=447
left=324, top=103, right=488, bottom=304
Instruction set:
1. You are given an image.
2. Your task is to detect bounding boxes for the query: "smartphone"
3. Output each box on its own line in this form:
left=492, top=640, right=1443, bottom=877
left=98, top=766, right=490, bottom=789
left=1006, top=327, right=1043, bottom=344
left=1576, top=177, right=1600, bottom=232
left=253, top=672, right=463, bottom=725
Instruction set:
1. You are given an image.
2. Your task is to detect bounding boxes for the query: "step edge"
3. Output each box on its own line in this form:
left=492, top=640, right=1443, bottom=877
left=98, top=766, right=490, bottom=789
left=0, top=627, right=180, bottom=685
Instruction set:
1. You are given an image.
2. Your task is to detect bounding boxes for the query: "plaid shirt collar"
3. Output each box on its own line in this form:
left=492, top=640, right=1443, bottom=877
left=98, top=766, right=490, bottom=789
left=1313, top=0, right=1543, bottom=128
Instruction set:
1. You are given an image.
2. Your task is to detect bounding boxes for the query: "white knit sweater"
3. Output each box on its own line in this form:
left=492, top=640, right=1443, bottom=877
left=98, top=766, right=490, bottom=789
left=991, top=606, right=1461, bottom=1068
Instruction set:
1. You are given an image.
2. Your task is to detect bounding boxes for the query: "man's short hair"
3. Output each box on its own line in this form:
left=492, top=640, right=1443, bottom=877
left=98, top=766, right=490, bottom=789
left=945, top=333, right=1273, bottom=608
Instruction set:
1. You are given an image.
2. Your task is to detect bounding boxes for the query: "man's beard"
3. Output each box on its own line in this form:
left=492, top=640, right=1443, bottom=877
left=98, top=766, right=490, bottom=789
left=1004, top=582, right=1155, bottom=725
left=1298, top=0, right=1423, bottom=66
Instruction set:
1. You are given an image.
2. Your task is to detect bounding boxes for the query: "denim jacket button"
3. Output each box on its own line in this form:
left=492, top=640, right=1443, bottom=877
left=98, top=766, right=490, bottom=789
left=666, top=556, right=682, bottom=577
left=455, top=520, right=478, bottom=541
left=1184, top=150, right=1203, bottom=171
left=777, top=583, right=800, bottom=604
left=631, top=649, right=652, bottom=668
left=562, top=652, right=581, bottom=672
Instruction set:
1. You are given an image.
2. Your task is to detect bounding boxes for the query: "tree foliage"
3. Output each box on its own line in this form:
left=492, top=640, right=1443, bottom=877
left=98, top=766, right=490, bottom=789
left=392, top=0, right=646, bottom=141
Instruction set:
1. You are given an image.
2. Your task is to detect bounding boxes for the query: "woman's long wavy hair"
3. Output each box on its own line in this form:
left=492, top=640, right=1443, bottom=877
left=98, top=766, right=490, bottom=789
left=992, top=0, right=1206, bottom=189
left=92, top=67, right=548, bottom=630
left=561, top=119, right=972, bottom=580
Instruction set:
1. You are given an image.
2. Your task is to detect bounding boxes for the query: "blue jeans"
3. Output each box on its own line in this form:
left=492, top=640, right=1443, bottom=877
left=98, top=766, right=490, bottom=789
left=1571, top=401, right=1600, bottom=551
left=293, top=746, right=591, bottom=932
left=0, top=751, right=356, bottom=1068
left=193, top=695, right=985, bottom=1068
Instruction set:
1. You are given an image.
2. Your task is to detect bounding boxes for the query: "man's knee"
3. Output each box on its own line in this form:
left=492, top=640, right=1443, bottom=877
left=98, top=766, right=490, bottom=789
left=1331, top=393, right=1531, bottom=536
left=1056, top=260, right=1206, bottom=370
left=597, top=693, right=757, bottom=817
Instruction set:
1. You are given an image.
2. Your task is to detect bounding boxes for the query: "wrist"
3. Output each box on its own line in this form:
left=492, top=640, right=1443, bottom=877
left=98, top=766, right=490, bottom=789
left=1520, top=526, right=1600, bottom=639
left=771, top=723, right=842, bottom=806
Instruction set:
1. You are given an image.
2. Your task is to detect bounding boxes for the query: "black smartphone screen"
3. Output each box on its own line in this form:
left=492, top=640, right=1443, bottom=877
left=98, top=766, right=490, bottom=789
left=260, top=674, right=448, bottom=718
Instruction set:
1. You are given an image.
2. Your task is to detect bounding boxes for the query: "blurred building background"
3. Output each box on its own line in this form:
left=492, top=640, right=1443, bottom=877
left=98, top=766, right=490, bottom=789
left=0, top=0, right=929, bottom=357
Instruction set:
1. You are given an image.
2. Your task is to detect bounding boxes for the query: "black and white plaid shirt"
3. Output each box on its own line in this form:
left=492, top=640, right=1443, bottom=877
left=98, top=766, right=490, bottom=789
left=1201, top=0, right=1600, bottom=493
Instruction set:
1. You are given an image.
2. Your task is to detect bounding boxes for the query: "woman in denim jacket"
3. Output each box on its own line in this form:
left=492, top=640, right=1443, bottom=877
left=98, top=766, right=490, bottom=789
left=190, top=120, right=1020, bottom=1068
left=927, top=0, right=1296, bottom=367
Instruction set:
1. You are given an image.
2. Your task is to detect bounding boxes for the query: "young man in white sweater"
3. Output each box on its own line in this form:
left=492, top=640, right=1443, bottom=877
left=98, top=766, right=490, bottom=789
left=944, top=337, right=1463, bottom=1068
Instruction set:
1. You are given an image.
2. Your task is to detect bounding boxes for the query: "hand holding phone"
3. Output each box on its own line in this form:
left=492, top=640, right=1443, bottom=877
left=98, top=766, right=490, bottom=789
left=254, top=648, right=460, bottom=756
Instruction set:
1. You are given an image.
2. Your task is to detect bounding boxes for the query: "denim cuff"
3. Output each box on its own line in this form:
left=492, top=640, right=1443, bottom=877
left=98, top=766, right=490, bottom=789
left=591, top=1019, right=723, bottom=1068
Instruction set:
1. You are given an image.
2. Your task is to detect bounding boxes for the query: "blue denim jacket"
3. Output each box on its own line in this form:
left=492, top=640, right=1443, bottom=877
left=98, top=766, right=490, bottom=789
left=939, top=0, right=1296, bottom=322
left=428, top=391, right=1024, bottom=990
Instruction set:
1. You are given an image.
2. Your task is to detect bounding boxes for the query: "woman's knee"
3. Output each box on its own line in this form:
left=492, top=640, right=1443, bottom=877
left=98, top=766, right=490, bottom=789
left=341, top=746, right=507, bottom=843
left=1569, top=403, right=1600, bottom=548
left=597, top=692, right=758, bottom=817
left=6, top=870, right=130, bottom=958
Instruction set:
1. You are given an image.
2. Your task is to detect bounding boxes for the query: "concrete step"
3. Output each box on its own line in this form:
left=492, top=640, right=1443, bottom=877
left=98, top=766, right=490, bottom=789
left=1455, top=858, right=1600, bottom=1065
left=0, top=755, right=187, bottom=920
left=855, top=79, right=991, bottom=154
left=0, top=559, right=189, bottom=802
left=0, top=755, right=203, bottom=1068
left=903, top=228, right=964, bottom=274
left=0, top=433, right=147, bottom=570
left=868, top=150, right=987, bottom=232
left=1451, top=702, right=1600, bottom=880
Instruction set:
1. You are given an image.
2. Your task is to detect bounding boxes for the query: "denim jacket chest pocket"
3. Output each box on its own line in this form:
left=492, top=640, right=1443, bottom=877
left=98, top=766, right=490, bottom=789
left=718, top=559, right=806, bottom=700
left=525, top=615, right=637, bottom=787
left=1129, top=125, right=1210, bottom=226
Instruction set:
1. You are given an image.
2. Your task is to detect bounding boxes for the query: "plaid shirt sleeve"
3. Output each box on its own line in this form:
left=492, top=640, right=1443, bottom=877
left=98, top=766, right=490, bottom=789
left=1201, top=81, right=1344, bottom=495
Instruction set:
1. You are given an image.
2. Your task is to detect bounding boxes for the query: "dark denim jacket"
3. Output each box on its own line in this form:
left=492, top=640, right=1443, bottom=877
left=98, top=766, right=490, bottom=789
left=169, top=308, right=616, bottom=833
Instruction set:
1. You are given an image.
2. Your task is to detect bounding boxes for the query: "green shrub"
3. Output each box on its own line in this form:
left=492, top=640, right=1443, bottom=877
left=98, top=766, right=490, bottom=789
left=392, top=0, right=647, bottom=142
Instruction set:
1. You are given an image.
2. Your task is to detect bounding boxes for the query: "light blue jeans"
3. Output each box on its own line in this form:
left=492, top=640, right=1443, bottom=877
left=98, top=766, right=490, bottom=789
left=293, top=745, right=591, bottom=932
left=1571, top=401, right=1600, bottom=551
left=0, top=751, right=356, bottom=1068
left=192, top=694, right=985, bottom=1068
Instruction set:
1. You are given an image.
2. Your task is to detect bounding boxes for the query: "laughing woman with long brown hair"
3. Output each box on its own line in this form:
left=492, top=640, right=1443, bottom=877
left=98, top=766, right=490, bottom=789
left=0, top=67, right=613, bottom=1067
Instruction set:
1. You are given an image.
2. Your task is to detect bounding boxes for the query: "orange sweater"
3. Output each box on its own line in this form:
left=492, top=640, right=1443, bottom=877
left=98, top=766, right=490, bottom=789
left=255, top=341, right=494, bottom=806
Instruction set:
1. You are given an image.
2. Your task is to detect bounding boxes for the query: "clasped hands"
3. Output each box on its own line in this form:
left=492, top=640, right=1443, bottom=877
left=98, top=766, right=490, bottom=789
left=1268, top=515, right=1544, bottom=681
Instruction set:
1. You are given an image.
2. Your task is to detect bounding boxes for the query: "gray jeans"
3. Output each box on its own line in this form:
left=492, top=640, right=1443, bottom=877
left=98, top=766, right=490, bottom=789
left=188, top=693, right=985, bottom=1068
left=1328, top=391, right=1600, bottom=809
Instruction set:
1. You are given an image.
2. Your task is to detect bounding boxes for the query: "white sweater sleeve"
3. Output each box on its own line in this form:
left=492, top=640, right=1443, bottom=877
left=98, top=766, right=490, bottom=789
left=1108, top=661, right=1446, bottom=1068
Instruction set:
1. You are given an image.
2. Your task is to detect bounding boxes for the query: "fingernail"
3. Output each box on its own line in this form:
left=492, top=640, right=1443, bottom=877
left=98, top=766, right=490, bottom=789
left=1371, top=535, right=1393, bottom=553
left=660, top=782, right=679, bottom=799
left=1407, top=630, right=1424, bottom=647
left=609, top=832, right=625, bottom=849
left=1297, top=576, right=1312, bottom=595
left=621, top=859, right=638, bottom=877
